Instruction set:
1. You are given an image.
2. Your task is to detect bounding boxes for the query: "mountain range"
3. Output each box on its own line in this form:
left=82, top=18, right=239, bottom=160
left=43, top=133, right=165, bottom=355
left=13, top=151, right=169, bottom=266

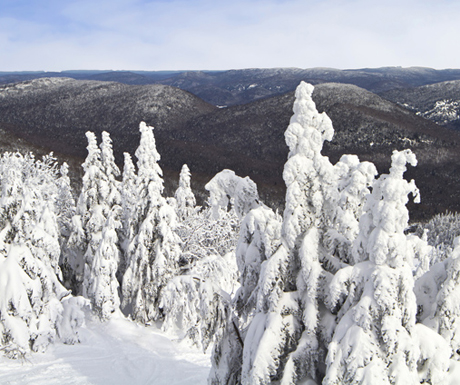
left=0, top=67, right=459, bottom=221
left=3, top=66, right=460, bottom=106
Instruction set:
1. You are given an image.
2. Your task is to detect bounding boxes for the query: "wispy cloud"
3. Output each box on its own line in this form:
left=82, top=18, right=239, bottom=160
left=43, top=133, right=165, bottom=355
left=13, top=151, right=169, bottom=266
left=1, top=0, right=459, bottom=71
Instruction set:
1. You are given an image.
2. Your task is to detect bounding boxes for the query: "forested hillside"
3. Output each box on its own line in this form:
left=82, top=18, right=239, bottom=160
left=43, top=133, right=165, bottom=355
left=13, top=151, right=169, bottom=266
left=1, top=76, right=459, bottom=220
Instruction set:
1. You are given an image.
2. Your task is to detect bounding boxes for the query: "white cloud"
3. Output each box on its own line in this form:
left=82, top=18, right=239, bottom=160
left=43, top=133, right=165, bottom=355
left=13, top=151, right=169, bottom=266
left=1, top=0, right=459, bottom=71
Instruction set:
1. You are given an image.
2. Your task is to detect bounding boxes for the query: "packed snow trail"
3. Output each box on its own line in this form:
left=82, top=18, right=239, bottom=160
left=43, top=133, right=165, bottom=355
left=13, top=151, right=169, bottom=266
left=0, top=314, right=210, bottom=385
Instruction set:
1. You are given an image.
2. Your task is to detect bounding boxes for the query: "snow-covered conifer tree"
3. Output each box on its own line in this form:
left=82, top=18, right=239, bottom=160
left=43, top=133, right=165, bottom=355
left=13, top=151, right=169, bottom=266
left=76, top=132, right=123, bottom=320
left=66, top=132, right=106, bottom=293
left=324, top=155, right=377, bottom=266
left=66, top=131, right=122, bottom=320
left=0, top=152, right=83, bottom=357
left=121, top=122, right=181, bottom=324
left=232, top=82, right=336, bottom=385
left=234, top=205, right=282, bottom=321
left=175, top=164, right=196, bottom=220
left=210, top=83, right=340, bottom=383
left=119, top=152, right=137, bottom=276
left=209, top=202, right=282, bottom=385
left=55, top=162, right=76, bottom=246
left=84, top=206, right=122, bottom=320
left=414, top=237, right=460, bottom=364
left=205, top=169, right=259, bottom=220
left=324, top=149, right=450, bottom=384
left=100, top=131, right=121, bottom=208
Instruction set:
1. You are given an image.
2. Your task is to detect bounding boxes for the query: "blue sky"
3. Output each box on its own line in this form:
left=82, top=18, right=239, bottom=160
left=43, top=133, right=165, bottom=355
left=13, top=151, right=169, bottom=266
left=1, top=0, right=459, bottom=71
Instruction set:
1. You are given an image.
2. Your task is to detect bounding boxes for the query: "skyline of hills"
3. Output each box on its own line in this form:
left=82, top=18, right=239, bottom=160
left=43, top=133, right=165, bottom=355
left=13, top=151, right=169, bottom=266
left=3, top=66, right=460, bottom=104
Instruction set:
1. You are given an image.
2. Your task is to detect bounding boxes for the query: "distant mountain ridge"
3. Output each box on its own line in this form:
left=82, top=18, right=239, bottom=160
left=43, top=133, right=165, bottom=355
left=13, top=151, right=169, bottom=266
left=3, top=67, right=460, bottom=106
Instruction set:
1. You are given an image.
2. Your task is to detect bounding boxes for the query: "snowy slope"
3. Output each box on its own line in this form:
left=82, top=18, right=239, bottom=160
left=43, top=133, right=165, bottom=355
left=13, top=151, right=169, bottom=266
left=380, top=79, right=460, bottom=130
left=0, top=314, right=210, bottom=385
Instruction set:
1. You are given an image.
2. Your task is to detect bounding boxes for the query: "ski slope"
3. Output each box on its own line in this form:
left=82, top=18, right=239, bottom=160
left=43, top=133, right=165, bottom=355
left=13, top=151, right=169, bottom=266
left=0, top=313, right=211, bottom=385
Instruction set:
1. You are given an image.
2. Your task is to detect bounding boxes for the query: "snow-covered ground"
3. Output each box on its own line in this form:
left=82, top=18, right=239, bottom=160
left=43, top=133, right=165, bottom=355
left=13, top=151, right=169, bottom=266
left=0, top=313, right=211, bottom=385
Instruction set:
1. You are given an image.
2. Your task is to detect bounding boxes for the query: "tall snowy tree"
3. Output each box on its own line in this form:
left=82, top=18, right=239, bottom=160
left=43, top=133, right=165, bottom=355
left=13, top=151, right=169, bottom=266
left=83, top=132, right=122, bottom=319
left=66, top=131, right=106, bottom=294
left=100, top=131, right=121, bottom=209
left=0, top=152, right=83, bottom=357
left=175, top=164, right=196, bottom=221
left=325, top=149, right=450, bottom=385
left=121, top=122, right=181, bottom=324
left=324, top=155, right=377, bottom=267
left=415, top=237, right=460, bottom=364
left=119, top=152, right=137, bottom=277
left=209, top=201, right=282, bottom=385
left=55, top=162, right=76, bottom=248
left=84, top=206, right=122, bottom=320
left=231, top=81, right=337, bottom=385
left=65, top=131, right=122, bottom=320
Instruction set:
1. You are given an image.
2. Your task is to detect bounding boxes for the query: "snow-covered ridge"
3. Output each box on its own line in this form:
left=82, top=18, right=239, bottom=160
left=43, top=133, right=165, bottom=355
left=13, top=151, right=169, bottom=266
left=380, top=79, right=460, bottom=129
left=0, top=77, right=74, bottom=96
left=417, top=99, right=460, bottom=124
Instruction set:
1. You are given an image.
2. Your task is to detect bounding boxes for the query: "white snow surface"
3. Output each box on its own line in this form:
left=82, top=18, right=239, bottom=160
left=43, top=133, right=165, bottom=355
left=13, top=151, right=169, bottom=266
left=0, top=313, right=211, bottom=385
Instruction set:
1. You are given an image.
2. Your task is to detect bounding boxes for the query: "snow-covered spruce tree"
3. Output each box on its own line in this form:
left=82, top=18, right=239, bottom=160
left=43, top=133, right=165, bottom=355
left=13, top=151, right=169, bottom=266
left=324, top=149, right=450, bottom=385
left=119, top=152, right=138, bottom=277
left=209, top=199, right=282, bottom=384
left=100, top=131, right=121, bottom=209
left=175, top=164, right=196, bottom=221
left=234, top=205, right=283, bottom=322
left=236, top=82, right=338, bottom=384
left=209, top=82, right=340, bottom=384
left=84, top=131, right=122, bottom=319
left=324, top=155, right=377, bottom=267
left=434, top=237, right=460, bottom=354
left=121, top=122, right=181, bottom=324
left=413, top=236, right=460, bottom=365
left=205, top=170, right=282, bottom=321
left=55, top=162, right=76, bottom=249
left=84, top=206, right=122, bottom=320
left=65, top=132, right=106, bottom=293
left=0, top=152, right=84, bottom=357
left=66, top=131, right=122, bottom=321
